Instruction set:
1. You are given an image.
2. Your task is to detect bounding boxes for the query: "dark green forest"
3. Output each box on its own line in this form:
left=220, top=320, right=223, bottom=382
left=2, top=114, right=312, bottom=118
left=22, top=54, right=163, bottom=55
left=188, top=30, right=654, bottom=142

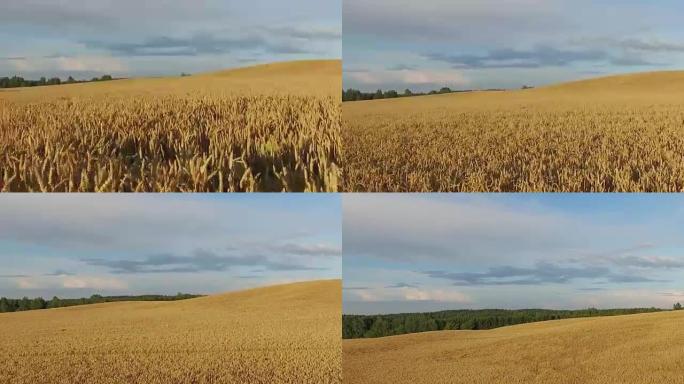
left=343, top=308, right=663, bottom=339
left=0, top=293, right=203, bottom=313
left=0, top=75, right=115, bottom=89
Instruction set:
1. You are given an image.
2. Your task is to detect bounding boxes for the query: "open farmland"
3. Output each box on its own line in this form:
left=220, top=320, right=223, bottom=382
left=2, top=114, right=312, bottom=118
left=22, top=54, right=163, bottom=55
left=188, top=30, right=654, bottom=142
left=343, top=71, right=684, bottom=192
left=0, top=280, right=341, bottom=384
left=0, top=60, right=341, bottom=192
left=344, top=310, right=684, bottom=384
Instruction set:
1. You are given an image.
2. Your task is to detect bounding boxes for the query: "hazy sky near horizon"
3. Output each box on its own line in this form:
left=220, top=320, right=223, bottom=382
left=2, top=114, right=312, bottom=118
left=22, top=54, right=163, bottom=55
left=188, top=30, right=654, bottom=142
left=343, top=194, right=684, bottom=315
left=0, top=195, right=341, bottom=299
left=0, top=0, right=341, bottom=79
left=344, top=0, right=684, bottom=91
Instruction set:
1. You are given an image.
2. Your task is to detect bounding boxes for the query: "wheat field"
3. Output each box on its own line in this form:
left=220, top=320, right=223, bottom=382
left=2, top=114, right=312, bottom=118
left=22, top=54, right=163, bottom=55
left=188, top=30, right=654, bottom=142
left=343, top=310, right=684, bottom=384
left=343, top=71, right=684, bottom=192
left=0, top=280, right=341, bottom=384
left=0, top=60, right=341, bottom=192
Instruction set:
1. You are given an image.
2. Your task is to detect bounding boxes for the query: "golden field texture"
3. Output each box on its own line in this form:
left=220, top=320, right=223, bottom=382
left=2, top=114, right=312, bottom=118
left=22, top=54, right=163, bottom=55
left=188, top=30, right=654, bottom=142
left=343, top=71, right=684, bottom=192
left=344, top=310, right=684, bottom=384
left=0, top=280, right=341, bottom=384
left=0, top=60, right=341, bottom=192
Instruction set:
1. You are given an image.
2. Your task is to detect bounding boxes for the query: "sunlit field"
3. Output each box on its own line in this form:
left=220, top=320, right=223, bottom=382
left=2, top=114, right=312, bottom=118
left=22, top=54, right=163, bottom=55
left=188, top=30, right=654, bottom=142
left=344, top=310, right=684, bottom=384
left=0, top=60, right=341, bottom=192
left=0, top=280, right=341, bottom=384
left=343, top=71, right=684, bottom=192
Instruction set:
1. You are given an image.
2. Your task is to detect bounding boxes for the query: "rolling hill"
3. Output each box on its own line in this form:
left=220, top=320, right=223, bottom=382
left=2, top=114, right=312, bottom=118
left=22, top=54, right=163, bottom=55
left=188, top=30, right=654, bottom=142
left=343, top=70, right=684, bottom=192
left=540, top=70, right=684, bottom=96
left=0, top=59, right=341, bottom=103
left=0, top=59, right=342, bottom=192
left=343, top=310, right=684, bottom=383
left=344, top=70, right=684, bottom=119
left=0, top=280, right=341, bottom=384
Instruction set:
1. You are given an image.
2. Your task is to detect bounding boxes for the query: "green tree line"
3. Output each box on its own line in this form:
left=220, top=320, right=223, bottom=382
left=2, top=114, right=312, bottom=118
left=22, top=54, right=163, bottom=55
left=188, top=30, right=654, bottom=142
left=0, top=293, right=202, bottom=313
left=0, top=75, right=115, bottom=89
left=342, top=87, right=458, bottom=102
left=343, top=307, right=664, bottom=339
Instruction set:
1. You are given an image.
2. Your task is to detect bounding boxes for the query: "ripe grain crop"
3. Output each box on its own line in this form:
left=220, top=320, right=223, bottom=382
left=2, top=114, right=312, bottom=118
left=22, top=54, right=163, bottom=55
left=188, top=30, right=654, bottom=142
left=343, top=310, right=684, bottom=384
left=0, top=60, right=341, bottom=192
left=0, top=280, right=341, bottom=384
left=343, top=71, right=684, bottom=192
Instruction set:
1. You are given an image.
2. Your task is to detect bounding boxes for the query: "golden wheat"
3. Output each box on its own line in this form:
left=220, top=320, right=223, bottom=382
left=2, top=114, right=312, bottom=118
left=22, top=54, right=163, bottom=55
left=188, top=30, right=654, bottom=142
left=0, top=60, right=341, bottom=192
left=343, top=310, right=684, bottom=384
left=0, top=280, right=341, bottom=384
left=343, top=71, right=684, bottom=192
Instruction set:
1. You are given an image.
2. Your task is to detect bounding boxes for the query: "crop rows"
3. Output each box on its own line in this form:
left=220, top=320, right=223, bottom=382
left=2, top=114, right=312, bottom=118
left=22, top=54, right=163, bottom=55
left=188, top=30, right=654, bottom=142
left=1, top=94, right=341, bottom=192
left=344, top=97, right=684, bottom=192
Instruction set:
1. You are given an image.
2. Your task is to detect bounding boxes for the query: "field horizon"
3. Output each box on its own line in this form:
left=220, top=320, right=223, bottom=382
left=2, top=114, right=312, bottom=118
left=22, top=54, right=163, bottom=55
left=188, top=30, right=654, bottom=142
left=343, top=69, right=684, bottom=107
left=345, top=69, right=684, bottom=95
left=342, top=306, right=667, bottom=339
left=0, top=59, right=341, bottom=102
left=344, top=309, right=684, bottom=383
left=0, top=279, right=342, bottom=383
left=344, top=306, right=673, bottom=335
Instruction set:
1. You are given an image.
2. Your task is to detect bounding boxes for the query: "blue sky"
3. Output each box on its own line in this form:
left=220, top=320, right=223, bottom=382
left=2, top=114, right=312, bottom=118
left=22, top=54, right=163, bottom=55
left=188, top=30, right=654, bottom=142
left=343, top=194, right=684, bottom=314
left=344, top=0, right=684, bottom=91
left=0, top=195, right=341, bottom=298
left=0, top=0, right=341, bottom=79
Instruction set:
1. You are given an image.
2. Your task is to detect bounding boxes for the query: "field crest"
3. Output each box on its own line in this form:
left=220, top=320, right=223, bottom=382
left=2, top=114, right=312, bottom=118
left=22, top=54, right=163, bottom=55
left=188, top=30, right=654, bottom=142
left=344, top=310, right=684, bottom=384
left=0, top=280, right=342, bottom=384
left=0, top=60, right=341, bottom=103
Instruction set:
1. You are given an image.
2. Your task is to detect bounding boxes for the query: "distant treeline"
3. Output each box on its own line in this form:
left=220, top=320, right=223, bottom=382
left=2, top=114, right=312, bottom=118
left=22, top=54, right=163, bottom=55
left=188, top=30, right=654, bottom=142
left=342, top=87, right=462, bottom=102
left=343, top=308, right=663, bottom=339
left=342, top=87, right=512, bottom=102
left=0, top=75, right=116, bottom=89
left=0, top=293, right=203, bottom=313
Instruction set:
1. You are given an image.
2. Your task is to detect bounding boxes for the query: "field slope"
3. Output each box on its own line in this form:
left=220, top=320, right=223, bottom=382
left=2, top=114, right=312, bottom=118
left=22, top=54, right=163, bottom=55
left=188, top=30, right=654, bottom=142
left=0, top=280, right=341, bottom=384
left=344, top=310, right=684, bottom=384
left=0, top=59, right=340, bottom=102
left=1, top=60, right=341, bottom=192
left=344, top=71, right=684, bottom=192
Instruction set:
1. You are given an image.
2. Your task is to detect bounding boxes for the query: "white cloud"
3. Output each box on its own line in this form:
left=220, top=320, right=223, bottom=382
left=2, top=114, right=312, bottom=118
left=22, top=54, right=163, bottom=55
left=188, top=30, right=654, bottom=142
left=13, top=275, right=127, bottom=291
left=7, top=55, right=128, bottom=76
left=61, top=276, right=128, bottom=290
left=274, top=243, right=342, bottom=257
left=55, top=56, right=128, bottom=73
left=347, top=69, right=468, bottom=87
left=403, top=288, right=471, bottom=303
left=354, top=290, right=382, bottom=302
left=660, top=291, right=684, bottom=298
left=346, top=286, right=471, bottom=304
left=16, top=277, right=42, bottom=290
left=572, top=289, right=680, bottom=309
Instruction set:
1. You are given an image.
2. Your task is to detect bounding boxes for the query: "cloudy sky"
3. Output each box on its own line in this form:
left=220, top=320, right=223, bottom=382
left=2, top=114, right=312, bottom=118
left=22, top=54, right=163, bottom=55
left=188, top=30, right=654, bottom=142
left=0, top=0, right=341, bottom=79
left=0, top=195, right=340, bottom=299
left=343, top=194, right=684, bottom=314
left=344, top=0, right=684, bottom=91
